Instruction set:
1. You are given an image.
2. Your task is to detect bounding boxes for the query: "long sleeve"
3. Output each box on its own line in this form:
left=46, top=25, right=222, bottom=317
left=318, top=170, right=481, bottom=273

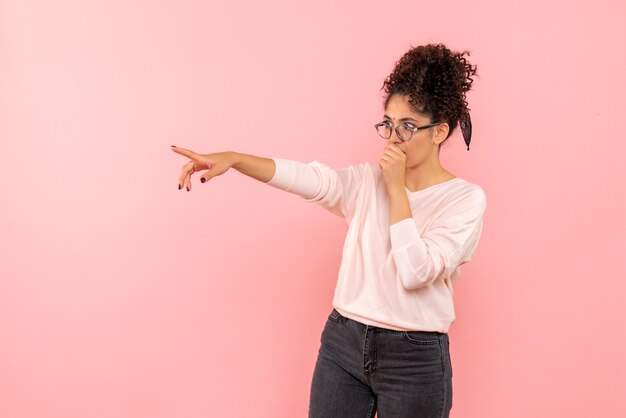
left=389, top=186, right=487, bottom=290
left=265, top=158, right=364, bottom=220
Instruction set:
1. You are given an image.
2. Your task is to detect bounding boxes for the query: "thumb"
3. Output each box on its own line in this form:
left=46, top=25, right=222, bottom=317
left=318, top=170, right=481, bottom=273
left=199, top=165, right=216, bottom=183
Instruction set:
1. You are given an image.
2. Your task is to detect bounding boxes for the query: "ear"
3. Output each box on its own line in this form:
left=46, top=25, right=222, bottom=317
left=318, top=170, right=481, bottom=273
left=432, top=122, right=449, bottom=145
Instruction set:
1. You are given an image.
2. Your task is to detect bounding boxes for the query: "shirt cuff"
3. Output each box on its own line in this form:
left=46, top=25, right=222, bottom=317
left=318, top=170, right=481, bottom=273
left=266, top=158, right=294, bottom=189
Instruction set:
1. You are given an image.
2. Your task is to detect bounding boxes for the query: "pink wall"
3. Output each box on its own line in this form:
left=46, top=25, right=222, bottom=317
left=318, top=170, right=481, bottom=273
left=1, top=0, right=625, bottom=417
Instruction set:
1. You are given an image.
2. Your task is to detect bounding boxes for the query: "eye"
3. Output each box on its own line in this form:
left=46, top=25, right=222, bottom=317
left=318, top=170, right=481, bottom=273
left=404, top=123, right=415, bottom=129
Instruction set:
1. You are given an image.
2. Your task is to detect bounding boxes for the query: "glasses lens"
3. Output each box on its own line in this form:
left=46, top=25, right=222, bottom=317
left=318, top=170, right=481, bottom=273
left=376, top=123, right=391, bottom=139
left=396, top=125, right=412, bottom=141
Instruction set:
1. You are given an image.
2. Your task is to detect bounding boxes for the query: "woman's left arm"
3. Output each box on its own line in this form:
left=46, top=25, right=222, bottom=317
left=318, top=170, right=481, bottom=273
left=388, top=187, right=487, bottom=290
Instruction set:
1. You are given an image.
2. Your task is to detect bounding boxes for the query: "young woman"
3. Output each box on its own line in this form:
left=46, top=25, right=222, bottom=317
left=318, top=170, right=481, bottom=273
left=171, top=43, right=485, bottom=418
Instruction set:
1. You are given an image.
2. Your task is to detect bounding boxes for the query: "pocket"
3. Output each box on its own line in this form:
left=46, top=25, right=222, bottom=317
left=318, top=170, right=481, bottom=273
left=401, top=330, right=440, bottom=345
left=328, top=308, right=342, bottom=322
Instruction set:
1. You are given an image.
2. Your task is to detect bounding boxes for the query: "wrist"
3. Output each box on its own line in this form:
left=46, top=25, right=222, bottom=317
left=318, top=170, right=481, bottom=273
left=227, top=151, right=241, bottom=169
left=386, top=185, right=406, bottom=199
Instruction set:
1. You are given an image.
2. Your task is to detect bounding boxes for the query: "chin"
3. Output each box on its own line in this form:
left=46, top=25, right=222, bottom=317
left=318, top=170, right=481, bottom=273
left=405, top=159, right=422, bottom=169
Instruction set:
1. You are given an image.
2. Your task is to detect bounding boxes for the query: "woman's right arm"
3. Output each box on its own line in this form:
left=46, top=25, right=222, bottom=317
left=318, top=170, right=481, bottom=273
left=171, top=146, right=275, bottom=190
left=228, top=153, right=334, bottom=206
left=229, top=152, right=276, bottom=183
left=171, top=146, right=363, bottom=220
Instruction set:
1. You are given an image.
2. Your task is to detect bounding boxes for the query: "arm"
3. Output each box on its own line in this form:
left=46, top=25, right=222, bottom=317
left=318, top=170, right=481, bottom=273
left=229, top=152, right=276, bottom=183
left=171, top=146, right=362, bottom=219
left=389, top=187, right=487, bottom=290
left=263, top=157, right=364, bottom=220
left=171, top=147, right=276, bottom=190
left=227, top=152, right=327, bottom=200
left=227, top=151, right=327, bottom=199
left=387, top=187, right=413, bottom=225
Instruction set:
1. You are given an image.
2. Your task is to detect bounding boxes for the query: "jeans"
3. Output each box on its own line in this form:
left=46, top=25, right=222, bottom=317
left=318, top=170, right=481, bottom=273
left=309, top=308, right=453, bottom=418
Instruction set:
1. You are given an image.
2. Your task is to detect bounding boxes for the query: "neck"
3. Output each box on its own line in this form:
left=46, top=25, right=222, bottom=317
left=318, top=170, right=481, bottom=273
left=404, top=153, right=452, bottom=192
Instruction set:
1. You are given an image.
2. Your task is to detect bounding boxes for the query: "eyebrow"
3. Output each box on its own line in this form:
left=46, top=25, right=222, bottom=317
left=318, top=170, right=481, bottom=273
left=383, top=114, right=419, bottom=122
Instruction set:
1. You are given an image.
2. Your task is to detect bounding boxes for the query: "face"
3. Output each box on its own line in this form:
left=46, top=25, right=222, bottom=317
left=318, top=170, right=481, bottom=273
left=382, top=94, right=448, bottom=167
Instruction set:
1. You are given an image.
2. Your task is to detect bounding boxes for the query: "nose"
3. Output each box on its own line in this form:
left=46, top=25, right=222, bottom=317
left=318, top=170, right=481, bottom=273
left=386, top=133, right=402, bottom=147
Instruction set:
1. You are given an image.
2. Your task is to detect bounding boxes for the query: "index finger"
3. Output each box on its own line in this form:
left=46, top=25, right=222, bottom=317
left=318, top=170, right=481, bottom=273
left=385, top=143, right=406, bottom=156
left=170, top=145, right=198, bottom=160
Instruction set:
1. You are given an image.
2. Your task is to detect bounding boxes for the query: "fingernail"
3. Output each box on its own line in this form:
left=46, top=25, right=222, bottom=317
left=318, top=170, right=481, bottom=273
left=178, top=184, right=181, bottom=190
left=186, top=187, right=189, bottom=191
left=200, top=178, right=205, bottom=183
left=171, top=145, right=176, bottom=147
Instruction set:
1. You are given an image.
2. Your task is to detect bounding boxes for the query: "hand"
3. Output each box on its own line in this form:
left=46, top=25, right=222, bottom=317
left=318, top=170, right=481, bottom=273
left=379, top=143, right=406, bottom=194
left=170, top=145, right=235, bottom=191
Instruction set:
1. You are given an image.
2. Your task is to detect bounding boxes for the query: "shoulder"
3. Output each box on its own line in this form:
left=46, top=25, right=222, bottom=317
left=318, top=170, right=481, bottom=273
left=455, top=178, right=485, bottom=199
left=443, top=178, right=487, bottom=213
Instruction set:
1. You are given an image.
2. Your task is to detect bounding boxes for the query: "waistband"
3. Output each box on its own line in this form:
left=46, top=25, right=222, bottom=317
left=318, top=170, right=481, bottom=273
left=330, top=308, right=447, bottom=337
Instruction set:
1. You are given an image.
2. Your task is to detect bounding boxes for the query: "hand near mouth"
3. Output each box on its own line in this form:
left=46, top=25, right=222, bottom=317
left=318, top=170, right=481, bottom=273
left=379, top=143, right=407, bottom=194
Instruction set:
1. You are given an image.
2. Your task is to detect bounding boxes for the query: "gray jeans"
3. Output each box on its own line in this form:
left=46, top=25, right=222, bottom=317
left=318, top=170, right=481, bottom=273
left=309, top=308, right=453, bottom=418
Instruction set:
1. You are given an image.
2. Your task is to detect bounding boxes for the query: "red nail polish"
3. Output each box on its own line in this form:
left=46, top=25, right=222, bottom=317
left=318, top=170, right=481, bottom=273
left=200, top=178, right=205, bottom=183
left=178, top=184, right=181, bottom=190
left=186, top=187, right=189, bottom=191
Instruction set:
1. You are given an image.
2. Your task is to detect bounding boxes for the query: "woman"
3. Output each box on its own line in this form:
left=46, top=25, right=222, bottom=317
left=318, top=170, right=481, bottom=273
left=171, top=43, right=485, bottom=418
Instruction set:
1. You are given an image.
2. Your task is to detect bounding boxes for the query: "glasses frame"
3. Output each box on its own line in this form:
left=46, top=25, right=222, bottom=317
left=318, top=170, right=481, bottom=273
left=374, top=120, right=443, bottom=142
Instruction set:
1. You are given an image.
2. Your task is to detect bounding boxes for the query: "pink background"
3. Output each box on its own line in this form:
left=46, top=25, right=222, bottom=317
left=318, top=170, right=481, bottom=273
left=1, top=0, right=625, bottom=417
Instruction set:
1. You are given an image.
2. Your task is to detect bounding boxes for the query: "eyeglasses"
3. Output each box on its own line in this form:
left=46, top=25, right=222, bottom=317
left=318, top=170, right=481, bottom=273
left=374, top=120, right=442, bottom=142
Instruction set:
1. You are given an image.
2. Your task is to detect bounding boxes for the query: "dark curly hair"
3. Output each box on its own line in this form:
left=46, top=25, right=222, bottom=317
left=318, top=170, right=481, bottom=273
left=381, top=43, right=478, bottom=146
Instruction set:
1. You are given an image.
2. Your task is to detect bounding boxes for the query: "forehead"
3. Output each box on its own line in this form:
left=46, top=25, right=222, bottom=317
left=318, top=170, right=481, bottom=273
left=384, top=95, right=428, bottom=121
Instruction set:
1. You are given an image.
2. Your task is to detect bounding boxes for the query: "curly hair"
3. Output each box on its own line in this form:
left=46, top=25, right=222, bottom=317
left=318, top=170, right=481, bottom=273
left=381, top=43, right=478, bottom=144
